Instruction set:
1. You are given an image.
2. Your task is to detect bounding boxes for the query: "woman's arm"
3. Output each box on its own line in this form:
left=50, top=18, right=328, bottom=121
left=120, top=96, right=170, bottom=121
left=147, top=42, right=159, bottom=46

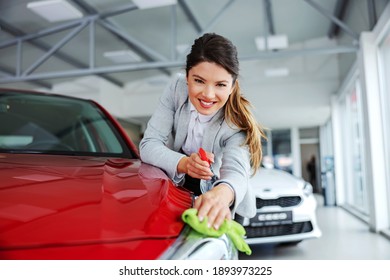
left=139, top=76, right=186, bottom=183
left=193, top=131, right=255, bottom=229
left=217, top=132, right=254, bottom=217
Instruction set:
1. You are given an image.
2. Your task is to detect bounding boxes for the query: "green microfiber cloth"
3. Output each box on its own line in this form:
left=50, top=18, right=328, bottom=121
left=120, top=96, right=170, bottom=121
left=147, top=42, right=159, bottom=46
left=181, top=208, right=252, bottom=255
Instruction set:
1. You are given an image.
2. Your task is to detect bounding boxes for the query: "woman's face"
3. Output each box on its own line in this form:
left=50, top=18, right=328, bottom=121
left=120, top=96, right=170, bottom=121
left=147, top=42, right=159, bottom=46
left=186, top=61, right=234, bottom=115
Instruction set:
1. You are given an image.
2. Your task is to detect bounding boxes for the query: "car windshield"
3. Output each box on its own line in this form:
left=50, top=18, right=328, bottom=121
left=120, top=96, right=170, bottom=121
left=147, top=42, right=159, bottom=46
left=0, top=91, right=135, bottom=158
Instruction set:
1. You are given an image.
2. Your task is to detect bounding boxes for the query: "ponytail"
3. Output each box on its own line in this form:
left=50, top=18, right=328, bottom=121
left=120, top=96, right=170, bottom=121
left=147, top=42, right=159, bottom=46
left=225, top=81, right=266, bottom=175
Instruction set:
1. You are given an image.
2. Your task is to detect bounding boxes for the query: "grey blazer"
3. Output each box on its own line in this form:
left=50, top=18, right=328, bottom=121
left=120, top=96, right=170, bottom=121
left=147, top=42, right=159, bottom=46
left=139, top=73, right=256, bottom=218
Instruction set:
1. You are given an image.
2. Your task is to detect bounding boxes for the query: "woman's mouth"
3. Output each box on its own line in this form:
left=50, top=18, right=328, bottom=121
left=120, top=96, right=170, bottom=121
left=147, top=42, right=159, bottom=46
left=199, top=99, right=216, bottom=108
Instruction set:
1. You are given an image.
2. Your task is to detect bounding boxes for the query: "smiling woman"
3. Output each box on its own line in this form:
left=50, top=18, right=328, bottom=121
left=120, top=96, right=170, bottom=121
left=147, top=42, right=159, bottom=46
left=139, top=33, right=267, bottom=231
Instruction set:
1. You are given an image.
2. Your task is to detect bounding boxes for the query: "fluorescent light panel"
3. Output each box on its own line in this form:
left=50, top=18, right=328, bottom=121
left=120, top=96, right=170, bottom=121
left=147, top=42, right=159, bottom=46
left=132, top=0, right=177, bottom=9
left=27, top=0, right=83, bottom=22
left=255, top=34, right=289, bottom=51
left=103, top=50, right=142, bottom=64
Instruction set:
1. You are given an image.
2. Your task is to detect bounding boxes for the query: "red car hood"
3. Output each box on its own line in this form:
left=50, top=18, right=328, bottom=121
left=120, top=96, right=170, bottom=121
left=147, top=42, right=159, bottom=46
left=0, top=154, right=192, bottom=259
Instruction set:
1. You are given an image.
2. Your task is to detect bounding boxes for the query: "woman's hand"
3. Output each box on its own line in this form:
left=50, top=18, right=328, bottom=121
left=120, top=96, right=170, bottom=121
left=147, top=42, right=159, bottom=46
left=177, top=152, right=214, bottom=180
left=194, top=184, right=234, bottom=230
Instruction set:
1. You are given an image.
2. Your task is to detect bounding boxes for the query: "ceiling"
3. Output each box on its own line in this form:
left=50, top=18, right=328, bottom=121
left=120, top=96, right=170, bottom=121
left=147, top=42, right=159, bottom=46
left=0, top=0, right=389, bottom=129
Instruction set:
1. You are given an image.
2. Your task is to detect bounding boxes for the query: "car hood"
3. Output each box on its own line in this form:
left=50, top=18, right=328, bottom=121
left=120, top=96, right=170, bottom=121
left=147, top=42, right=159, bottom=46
left=0, top=154, right=192, bottom=258
left=250, top=168, right=305, bottom=198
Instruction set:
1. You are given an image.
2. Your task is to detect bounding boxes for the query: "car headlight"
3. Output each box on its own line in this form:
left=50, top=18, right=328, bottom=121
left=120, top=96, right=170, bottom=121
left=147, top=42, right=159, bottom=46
left=159, top=226, right=238, bottom=260
left=303, top=182, right=313, bottom=197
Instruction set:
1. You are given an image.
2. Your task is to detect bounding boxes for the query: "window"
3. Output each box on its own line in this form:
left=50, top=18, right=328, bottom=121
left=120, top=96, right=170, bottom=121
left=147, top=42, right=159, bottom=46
left=0, top=91, right=133, bottom=158
left=262, top=129, right=293, bottom=173
left=377, top=30, right=390, bottom=226
left=344, top=80, right=369, bottom=215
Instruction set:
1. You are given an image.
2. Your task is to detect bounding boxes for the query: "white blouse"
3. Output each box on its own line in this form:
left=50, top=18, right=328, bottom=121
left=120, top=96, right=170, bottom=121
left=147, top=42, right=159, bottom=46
left=182, top=102, right=218, bottom=156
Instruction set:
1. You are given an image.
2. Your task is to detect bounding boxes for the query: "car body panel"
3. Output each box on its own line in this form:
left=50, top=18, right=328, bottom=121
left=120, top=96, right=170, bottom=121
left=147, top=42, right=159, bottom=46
left=240, top=168, right=322, bottom=245
left=0, top=154, right=192, bottom=259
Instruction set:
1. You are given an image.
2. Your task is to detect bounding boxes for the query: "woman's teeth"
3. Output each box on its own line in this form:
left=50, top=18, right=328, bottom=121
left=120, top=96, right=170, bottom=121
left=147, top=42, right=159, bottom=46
left=200, top=100, right=214, bottom=106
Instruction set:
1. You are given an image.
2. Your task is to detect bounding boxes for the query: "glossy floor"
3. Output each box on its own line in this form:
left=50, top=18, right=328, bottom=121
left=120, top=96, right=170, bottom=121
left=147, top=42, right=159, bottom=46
left=240, top=195, right=390, bottom=260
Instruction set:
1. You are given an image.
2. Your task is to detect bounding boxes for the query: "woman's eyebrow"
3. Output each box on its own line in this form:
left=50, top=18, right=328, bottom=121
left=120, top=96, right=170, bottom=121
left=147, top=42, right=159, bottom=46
left=192, top=74, right=229, bottom=84
left=192, top=74, right=205, bottom=80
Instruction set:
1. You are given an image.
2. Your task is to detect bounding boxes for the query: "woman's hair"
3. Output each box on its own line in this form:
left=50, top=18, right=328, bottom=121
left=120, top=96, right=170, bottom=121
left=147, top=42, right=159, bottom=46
left=186, top=33, right=267, bottom=174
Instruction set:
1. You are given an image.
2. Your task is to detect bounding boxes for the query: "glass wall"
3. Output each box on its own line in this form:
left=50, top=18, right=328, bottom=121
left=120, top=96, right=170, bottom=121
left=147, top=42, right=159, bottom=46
left=377, top=30, right=390, bottom=227
left=337, top=75, right=369, bottom=217
left=320, top=120, right=336, bottom=205
left=261, top=129, right=292, bottom=173
left=272, top=129, right=293, bottom=173
left=331, top=3, right=390, bottom=233
left=347, top=81, right=368, bottom=214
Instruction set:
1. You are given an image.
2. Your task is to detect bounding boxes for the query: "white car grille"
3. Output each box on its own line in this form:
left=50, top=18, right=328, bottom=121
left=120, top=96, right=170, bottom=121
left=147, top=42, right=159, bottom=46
left=256, top=196, right=301, bottom=209
left=244, top=221, right=313, bottom=238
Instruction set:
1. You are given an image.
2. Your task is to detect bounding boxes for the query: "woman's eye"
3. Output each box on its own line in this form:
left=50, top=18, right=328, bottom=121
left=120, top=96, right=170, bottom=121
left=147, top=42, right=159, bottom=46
left=194, top=78, right=204, bottom=84
left=217, top=83, right=227, bottom=87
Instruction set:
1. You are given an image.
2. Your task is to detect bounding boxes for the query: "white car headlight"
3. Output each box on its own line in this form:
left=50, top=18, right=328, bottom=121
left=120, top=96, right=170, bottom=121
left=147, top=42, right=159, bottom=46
left=303, top=182, right=313, bottom=197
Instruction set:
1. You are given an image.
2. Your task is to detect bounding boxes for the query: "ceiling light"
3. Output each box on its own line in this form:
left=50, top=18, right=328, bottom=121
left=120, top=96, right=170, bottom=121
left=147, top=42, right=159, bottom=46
left=255, top=34, right=289, bottom=51
left=103, top=50, right=142, bottom=64
left=27, top=0, right=83, bottom=22
left=264, top=68, right=290, bottom=78
left=132, top=0, right=177, bottom=9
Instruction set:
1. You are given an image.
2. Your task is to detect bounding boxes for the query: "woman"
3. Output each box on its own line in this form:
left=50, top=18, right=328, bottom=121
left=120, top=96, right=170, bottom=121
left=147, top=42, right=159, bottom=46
left=140, top=33, right=266, bottom=230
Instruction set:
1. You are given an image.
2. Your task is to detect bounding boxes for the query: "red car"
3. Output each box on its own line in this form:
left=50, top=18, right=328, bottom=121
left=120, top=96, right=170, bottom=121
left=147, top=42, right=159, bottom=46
left=0, top=89, right=236, bottom=260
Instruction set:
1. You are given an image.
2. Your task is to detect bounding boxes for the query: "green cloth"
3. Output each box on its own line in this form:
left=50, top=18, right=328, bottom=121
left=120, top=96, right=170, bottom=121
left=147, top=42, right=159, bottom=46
left=181, top=208, right=252, bottom=255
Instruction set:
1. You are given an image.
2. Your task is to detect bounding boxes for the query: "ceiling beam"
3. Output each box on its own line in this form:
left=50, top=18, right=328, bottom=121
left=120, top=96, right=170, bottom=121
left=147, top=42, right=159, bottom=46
left=23, top=21, right=88, bottom=76
left=177, top=0, right=202, bottom=33
left=98, top=20, right=169, bottom=63
left=0, top=19, right=123, bottom=87
left=261, top=0, right=275, bottom=51
left=1, top=3, right=176, bottom=85
left=304, top=0, right=359, bottom=41
left=71, top=0, right=171, bottom=76
left=1, top=1, right=175, bottom=85
left=367, top=0, right=377, bottom=30
left=0, top=45, right=358, bottom=84
left=201, top=0, right=236, bottom=33
left=0, top=65, right=51, bottom=88
left=177, top=0, right=236, bottom=59
left=327, top=0, right=349, bottom=38
left=264, top=0, right=275, bottom=35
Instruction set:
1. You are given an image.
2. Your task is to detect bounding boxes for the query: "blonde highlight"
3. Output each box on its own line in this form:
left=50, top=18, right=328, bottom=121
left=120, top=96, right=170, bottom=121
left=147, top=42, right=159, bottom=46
left=225, top=81, right=267, bottom=175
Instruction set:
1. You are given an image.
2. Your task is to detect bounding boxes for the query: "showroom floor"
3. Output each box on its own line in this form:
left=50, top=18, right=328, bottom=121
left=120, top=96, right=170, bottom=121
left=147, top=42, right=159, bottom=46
left=240, top=195, right=390, bottom=260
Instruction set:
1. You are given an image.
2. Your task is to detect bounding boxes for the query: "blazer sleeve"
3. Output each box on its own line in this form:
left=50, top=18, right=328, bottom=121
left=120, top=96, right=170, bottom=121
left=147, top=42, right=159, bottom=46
left=139, top=75, right=186, bottom=183
left=215, top=129, right=257, bottom=218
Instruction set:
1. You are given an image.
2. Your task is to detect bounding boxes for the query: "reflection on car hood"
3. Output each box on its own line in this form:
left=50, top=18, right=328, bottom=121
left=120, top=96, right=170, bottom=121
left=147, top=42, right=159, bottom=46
left=250, top=168, right=305, bottom=197
left=0, top=154, right=192, bottom=258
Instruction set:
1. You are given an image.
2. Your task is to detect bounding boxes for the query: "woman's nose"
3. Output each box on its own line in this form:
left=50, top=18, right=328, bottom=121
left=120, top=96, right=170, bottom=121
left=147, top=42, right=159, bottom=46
left=203, top=85, right=214, bottom=98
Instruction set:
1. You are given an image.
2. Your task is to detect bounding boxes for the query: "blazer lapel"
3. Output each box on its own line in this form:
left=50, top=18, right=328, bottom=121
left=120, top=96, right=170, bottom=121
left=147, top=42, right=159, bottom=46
left=174, top=100, right=191, bottom=151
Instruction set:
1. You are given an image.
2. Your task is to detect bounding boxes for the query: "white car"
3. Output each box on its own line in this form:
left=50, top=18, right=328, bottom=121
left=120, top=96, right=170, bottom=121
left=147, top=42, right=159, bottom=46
left=236, top=168, right=322, bottom=245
